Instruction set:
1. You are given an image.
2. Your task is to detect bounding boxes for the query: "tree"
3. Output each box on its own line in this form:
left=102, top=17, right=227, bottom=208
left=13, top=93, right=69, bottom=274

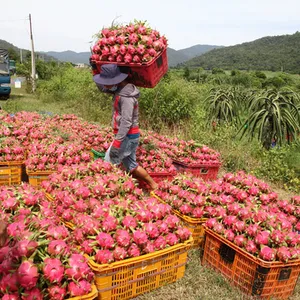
left=239, top=88, right=300, bottom=149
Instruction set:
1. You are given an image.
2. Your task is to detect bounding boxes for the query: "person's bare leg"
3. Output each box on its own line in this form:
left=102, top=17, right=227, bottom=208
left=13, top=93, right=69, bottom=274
left=131, top=166, right=158, bottom=190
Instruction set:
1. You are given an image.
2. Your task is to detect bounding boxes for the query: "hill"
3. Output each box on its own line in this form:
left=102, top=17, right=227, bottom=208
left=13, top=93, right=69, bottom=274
left=0, top=39, right=56, bottom=62
left=184, top=32, right=300, bottom=73
left=44, top=45, right=222, bottom=67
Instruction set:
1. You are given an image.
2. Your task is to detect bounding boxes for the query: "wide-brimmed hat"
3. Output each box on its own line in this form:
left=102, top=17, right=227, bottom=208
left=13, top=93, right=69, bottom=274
left=93, top=64, right=128, bottom=85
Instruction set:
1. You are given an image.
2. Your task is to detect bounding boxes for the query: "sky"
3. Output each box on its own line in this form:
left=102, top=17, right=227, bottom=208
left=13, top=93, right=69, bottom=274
left=1, top=0, right=300, bottom=53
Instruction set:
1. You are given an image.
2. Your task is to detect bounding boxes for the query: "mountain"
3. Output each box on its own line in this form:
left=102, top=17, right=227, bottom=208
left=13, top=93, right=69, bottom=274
left=43, top=50, right=91, bottom=64
left=44, top=45, right=222, bottom=67
left=184, top=32, right=300, bottom=73
left=0, top=39, right=56, bottom=62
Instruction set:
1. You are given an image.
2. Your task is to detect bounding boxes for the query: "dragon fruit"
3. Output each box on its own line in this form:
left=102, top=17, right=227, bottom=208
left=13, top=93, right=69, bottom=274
left=122, top=215, right=137, bottom=229
left=153, top=236, right=167, bottom=251
left=245, top=240, right=258, bottom=254
left=0, top=273, right=19, bottom=293
left=144, top=223, right=160, bottom=239
left=165, top=233, right=179, bottom=246
left=127, top=243, right=140, bottom=258
left=102, top=215, right=118, bottom=232
left=1, top=294, right=19, bottom=300
left=21, top=288, right=43, bottom=300
left=259, top=246, right=276, bottom=261
left=17, top=260, right=39, bottom=289
left=96, top=232, right=114, bottom=249
left=233, top=235, right=246, bottom=247
left=255, top=231, right=270, bottom=246
left=143, top=241, right=155, bottom=253
left=277, top=246, right=292, bottom=263
left=113, top=247, right=127, bottom=261
left=176, top=227, right=191, bottom=241
left=133, top=230, right=148, bottom=246
left=48, top=285, right=67, bottom=300
left=47, top=240, right=68, bottom=256
left=115, top=229, right=131, bottom=247
left=43, top=258, right=64, bottom=284
left=95, top=249, right=114, bottom=264
left=68, top=280, right=92, bottom=297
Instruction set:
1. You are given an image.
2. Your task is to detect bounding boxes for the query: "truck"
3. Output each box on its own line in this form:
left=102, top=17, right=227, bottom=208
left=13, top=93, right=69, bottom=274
left=0, top=49, right=11, bottom=99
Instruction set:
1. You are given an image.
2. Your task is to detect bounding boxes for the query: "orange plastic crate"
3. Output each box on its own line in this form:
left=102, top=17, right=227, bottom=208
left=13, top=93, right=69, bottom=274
left=27, top=170, right=55, bottom=187
left=172, top=160, right=220, bottom=181
left=0, top=161, right=23, bottom=185
left=151, top=192, right=206, bottom=248
left=67, top=284, right=98, bottom=300
left=202, top=228, right=300, bottom=299
left=87, top=237, right=192, bottom=300
left=95, top=49, right=168, bottom=88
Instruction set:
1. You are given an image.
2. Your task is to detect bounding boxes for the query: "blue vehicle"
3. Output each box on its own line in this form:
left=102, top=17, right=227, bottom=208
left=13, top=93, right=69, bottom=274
left=0, top=49, right=11, bottom=99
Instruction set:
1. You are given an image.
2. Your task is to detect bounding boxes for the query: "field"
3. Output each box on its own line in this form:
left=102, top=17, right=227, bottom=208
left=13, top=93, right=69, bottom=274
left=2, top=80, right=300, bottom=300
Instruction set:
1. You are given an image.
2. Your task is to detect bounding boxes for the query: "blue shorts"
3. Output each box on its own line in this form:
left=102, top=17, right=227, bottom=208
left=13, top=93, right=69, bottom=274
left=105, top=137, right=139, bottom=172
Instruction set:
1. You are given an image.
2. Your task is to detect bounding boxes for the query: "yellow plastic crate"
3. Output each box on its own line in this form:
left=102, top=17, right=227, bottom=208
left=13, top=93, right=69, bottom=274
left=0, top=161, right=23, bottom=186
left=67, top=284, right=98, bottom=300
left=151, top=192, right=206, bottom=248
left=27, top=169, right=55, bottom=187
left=88, top=237, right=192, bottom=300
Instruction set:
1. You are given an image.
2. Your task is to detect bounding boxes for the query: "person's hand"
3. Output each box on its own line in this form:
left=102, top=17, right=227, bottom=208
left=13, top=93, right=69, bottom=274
left=109, top=146, right=120, bottom=164
left=0, top=220, right=8, bottom=247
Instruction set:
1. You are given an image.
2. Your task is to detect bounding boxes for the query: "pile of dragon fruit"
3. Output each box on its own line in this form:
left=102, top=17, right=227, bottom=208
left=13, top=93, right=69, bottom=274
left=0, top=184, right=95, bottom=299
left=141, top=131, right=221, bottom=167
left=90, top=20, right=167, bottom=65
left=40, top=160, right=191, bottom=263
left=156, top=171, right=300, bottom=262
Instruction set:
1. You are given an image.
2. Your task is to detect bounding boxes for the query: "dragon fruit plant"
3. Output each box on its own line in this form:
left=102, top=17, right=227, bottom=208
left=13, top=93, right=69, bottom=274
left=90, top=20, right=167, bottom=65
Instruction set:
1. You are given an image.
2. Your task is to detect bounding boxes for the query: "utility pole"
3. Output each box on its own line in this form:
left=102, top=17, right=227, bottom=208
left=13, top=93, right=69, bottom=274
left=29, top=13, right=36, bottom=92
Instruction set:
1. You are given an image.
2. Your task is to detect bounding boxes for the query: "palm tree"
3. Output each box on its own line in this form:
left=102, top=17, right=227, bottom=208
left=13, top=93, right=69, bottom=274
left=239, top=88, right=300, bottom=149
left=204, top=86, right=241, bottom=126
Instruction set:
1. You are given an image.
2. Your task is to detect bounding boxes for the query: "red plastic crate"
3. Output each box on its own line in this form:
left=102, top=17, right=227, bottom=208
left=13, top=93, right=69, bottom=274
left=172, top=160, right=220, bottom=181
left=202, top=228, right=300, bottom=299
left=95, top=49, right=168, bottom=88
left=137, top=170, right=176, bottom=190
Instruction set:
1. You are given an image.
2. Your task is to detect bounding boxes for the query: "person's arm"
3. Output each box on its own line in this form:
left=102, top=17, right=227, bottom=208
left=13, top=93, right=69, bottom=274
left=0, top=220, right=7, bottom=247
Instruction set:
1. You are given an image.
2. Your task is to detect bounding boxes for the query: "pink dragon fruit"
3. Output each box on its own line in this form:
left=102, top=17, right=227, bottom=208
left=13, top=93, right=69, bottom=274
left=66, top=254, right=94, bottom=282
left=245, top=240, right=258, bottom=254
left=21, top=287, right=43, bottom=300
left=80, top=240, right=94, bottom=255
left=113, top=247, right=127, bottom=261
left=127, top=243, right=141, bottom=258
left=153, top=236, right=167, bottom=251
left=48, top=240, right=68, bottom=256
left=233, top=235, right=246, bottom=247
left=122, top=215, right=137, bottom=229
left=143, top=242, right=155, bottom=253
left=144, top=223, right=160, bottom=239
left=179, top=204, right=193, bottom=215
left=115, top=229, right=131, bottom=247
left=245, top=224, right=260, bottom=237
left=12, top=240, right=38, bottom=259
left=0, top=273, right=19, bottom=293
left=1, top=294, right=19, bottom=300
left=133, top=230, right=148, bottom=246
left=255, top=231, right=270, bottom=246
left=259, top=246, right=276, bottom=261
left=277, top=246, right=292, bottom=263
left=192, top=207, right=204, bottom=218
left=205, top=218, right=217, bottom=229
left=95, top=249, right=114, bottom=264
left=102, top=215, right=118, bottom=232
left=157, top=221, right=169, bottom=234
left=232, top=220, right=246, bottom=233
left=68, top=280, right=91, bottom=297
left=96, top=232, right=114, bottom=249
left=17, top=260, right=39, bottom=289
left=43, top=258, right=64, bottom=284
left=223, top=215, right=237, bottom=228
left=176, top=227, right=191, bottom=241
left=270, top=230, right=285, bottom=246
left=223, top=229, right=235, bottom=242
left=213, top=222, right=224, bottom=234
left=48, top=285, right=67, bottom=300
left=165, top=233, right=179, bottom=246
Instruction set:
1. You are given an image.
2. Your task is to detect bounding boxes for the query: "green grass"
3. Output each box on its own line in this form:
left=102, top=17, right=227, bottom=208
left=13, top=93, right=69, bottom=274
left=3, top=82, right=300, bottom=300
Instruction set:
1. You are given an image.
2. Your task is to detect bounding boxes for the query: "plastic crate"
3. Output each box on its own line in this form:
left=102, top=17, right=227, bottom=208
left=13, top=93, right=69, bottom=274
left=95, top=49, right=168, bottom=88
left=67, top=284, right=98, bottom=300
left=202, top=228, right=300, bottom=299
left=172, top=160, right=220, bottom=181
left=87, top=237, right=192, bottom=300
left=0, top=161, right=23, bottom=185
left=27, top=170, right=55, bottom=187
left=91, top=149, right=105, bottom=161
left=151, top=192, right=206, bottom=248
